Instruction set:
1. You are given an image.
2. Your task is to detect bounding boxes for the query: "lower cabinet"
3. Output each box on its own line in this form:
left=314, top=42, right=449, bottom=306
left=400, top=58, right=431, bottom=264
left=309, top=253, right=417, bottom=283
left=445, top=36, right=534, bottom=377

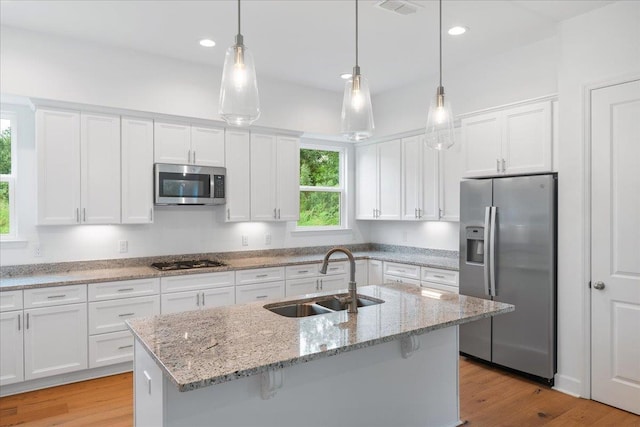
left=161, top=287, right=235, bottom=315
left=383, top=261, right=421, bottom=286
left=89, top=330, right=135, bottom=368
left=24, top=303, right=88, bottom=380
left=368, top=260, right=384, bottom=285
left=0, top=311, right=24, bottom=385
left=284, top=262, right=349, bottom=297
left=420, top=267, right=459, bottom=294
left=235, top=281, right=285, bottom=304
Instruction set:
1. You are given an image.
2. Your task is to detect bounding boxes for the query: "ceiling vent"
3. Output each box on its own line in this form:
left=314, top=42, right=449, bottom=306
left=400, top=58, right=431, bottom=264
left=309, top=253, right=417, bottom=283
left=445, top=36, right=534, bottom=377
left=375, top=0, right=422, bottom=16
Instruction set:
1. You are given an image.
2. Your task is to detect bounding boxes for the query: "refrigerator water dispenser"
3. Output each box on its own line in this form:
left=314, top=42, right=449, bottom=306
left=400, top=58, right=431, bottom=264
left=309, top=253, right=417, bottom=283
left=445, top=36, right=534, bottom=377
left=466, top=227, right=485, bottom=264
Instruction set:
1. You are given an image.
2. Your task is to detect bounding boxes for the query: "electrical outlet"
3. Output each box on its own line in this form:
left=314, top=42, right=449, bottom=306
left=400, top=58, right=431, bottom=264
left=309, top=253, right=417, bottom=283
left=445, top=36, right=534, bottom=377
left=118, top=240, right=128, bottom=253
left=242, top=235, right=249, bottom=246
left=33, top=244, right=42, bottom=257
left=264, top=233, right=271, bottom=245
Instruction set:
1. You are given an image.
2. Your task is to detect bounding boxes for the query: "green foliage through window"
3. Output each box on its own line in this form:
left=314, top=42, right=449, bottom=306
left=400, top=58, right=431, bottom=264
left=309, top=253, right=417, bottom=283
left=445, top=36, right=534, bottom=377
left=298, top=148, right=342, bottom=228
left=0, top=182, right=8, bottom=234
left=0, top=123, right=10, bottom=174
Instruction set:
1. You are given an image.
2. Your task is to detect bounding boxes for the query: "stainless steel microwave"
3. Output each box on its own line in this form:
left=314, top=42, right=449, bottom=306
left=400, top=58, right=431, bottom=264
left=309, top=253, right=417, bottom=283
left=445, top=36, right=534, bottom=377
left=154, top=163, right=225, bottom=205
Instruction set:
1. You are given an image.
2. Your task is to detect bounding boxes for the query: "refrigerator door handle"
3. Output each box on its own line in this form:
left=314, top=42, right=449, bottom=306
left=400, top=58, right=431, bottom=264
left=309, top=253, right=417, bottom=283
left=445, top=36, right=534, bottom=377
left=484, top=206, right=492, bottom=297
left=489, top=206, right=497, bottom=297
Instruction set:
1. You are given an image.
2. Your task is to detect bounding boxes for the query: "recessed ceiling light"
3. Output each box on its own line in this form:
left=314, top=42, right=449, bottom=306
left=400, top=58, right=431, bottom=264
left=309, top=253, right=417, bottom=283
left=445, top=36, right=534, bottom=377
left=199, top=39, right=216, bottom=47
left=447, top=26, right=467, bottom=36
left=340, top=73, right=352, bottom=80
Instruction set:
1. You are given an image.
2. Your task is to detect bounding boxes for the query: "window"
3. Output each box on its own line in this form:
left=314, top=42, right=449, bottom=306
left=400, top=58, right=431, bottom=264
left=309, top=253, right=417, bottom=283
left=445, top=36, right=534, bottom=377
left=0, top=113, right=17, bottom=240
left=298, top=145, right=345, bottom=229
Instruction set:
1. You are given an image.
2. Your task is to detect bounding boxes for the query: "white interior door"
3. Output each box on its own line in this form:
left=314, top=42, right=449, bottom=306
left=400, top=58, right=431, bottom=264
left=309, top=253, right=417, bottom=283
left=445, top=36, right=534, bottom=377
left=591, top=79, right=640, bottom=415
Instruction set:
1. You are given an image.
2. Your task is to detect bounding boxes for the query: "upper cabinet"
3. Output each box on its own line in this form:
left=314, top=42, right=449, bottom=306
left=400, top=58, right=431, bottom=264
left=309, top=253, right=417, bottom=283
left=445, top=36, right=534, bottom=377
left=401, top=135, right=438, bottom=221
left=37, top=109, right=121, bottom=225
left=356, top=140, right=402, bottom=220
left=461, top=100, right=552, bottom=177
left=224, top=129, right=251, bottom=222
left=439, top=128, right=463, bottom=222
left=250, top=134, right=300, bottom=222
left=121, top=117, right=154, bottom=224
left=154, top=121, right=225, bottom=167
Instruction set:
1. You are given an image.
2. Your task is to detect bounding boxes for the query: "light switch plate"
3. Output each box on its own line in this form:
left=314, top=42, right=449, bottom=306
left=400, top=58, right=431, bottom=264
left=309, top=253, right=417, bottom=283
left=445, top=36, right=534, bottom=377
left=242, top=235, right=249, bottom=246
left=118, top=240, right=128, bottom=253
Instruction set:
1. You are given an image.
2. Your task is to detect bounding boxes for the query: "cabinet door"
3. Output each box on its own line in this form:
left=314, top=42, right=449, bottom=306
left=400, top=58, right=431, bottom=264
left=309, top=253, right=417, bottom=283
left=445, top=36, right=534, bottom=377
left=154, top=121, right=190, bottom=164
left=368, top=260, right=383, bottom=285
left=355, top=144, right=377, bottom=219
left=81, top=113, right=121, bottom=224
left=235, top=281, right=285, bottom=304
left=439, top=128, right=463, bottom=221
left=122, top=117, right=154, bottom=224
left=276, top=136, right=300, bottom=221
left=461, top=112, right=501, bottom=177
left=224, top=130, right=251, bottom=222
left=89, top=330, right=134, bottom=368
left=24, top=303, right=88, bottom=380
left=161, top=290, right=200, bottom=315
left=250, top=133, right=277, bottom=221
left=421, top=136, right=440, bottom=220
left=401, top=136, right=422, bottom=221
left=377, top=140, right=402, bottom=220
left=36, top=108, right=81, bottom=225
left=0, top=311, right=24, bottom=385
left=355, top=260, right=368, bottom=285
left=191, top=126, right=225, bottom=167
left=88, top=295, right=160, bottom=335
left=319, top=274, right=348, bottom=292
left=201, top=286, right=235, bottom=309
left=286, top=277, right=319, bottom=297
left=502, top=101, right=552, bottom=175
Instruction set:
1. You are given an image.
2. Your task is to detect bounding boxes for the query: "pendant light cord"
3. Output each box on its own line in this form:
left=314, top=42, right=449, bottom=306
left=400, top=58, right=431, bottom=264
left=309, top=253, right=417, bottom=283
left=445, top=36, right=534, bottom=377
left=355, top=0, right=359, bottom=68
left=439, top=0, right=442, bottom=87
left=237, top=0, right=241, bottom=37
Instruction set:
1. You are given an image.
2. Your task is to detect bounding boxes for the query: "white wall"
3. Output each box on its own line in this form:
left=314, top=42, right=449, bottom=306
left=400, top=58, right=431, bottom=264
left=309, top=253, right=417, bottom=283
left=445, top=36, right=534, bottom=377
left=554, top=1, right=640, bottom=397
left=0, top=27, right=370, bottom=265
left=368, top=221, right=459, bottom=252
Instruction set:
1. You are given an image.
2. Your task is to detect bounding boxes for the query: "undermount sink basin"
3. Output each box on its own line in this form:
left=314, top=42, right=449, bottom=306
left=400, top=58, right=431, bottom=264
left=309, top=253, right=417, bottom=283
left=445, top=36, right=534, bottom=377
left=265, top=294, right=384, bottom=318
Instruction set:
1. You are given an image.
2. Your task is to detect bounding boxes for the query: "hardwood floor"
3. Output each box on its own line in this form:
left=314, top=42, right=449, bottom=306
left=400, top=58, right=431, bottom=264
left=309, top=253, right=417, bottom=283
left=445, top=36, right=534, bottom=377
left=0, top=358, right=638, bottom=426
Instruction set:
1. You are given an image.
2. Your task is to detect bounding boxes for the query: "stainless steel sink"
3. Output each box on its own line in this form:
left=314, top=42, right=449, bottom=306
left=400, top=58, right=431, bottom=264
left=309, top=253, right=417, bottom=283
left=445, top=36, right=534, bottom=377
left=265, top=294, right=384, bottom=318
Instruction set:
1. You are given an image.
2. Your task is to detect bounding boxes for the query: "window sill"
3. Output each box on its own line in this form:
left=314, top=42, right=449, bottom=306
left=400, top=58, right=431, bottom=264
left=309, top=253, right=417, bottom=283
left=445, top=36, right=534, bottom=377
left=0, top=238, right=28, bottom=248
left=291, top=228, right=353, bottom=235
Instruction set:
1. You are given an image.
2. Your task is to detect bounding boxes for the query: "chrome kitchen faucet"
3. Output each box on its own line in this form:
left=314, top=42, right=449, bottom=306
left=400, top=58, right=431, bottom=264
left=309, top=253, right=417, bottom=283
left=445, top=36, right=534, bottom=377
left=319, top=247, right=357, bottom=314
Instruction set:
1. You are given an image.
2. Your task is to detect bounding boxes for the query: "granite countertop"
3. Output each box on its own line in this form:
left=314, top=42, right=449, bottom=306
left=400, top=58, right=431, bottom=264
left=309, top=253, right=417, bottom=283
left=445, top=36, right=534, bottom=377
left=127, top=283, right=513, bottom=392
left=0, top=247, right=459, bottom=291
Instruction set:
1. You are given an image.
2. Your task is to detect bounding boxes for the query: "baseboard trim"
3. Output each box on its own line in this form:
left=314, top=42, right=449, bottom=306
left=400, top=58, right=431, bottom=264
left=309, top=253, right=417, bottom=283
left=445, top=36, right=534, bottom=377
left=0, top=363, right=132, bottom=397
left=553, top=373, right=582, bottom=398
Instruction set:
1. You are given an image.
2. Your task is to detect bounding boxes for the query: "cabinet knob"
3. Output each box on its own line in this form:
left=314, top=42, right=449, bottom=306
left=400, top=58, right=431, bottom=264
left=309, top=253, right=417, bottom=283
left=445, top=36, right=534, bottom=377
left=593, top=281, right=605, bottom=290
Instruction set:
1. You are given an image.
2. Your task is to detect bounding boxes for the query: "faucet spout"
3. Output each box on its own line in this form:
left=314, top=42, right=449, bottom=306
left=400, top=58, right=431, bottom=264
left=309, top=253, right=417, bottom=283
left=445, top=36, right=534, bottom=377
left=319, top=247, right=357, bottom=313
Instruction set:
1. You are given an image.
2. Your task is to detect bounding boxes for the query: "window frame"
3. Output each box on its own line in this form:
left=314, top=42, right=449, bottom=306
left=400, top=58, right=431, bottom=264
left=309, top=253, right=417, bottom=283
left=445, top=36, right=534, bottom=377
left=296, top=143, right=347, bottom=231
left=0, top=111, right=18, bottom=241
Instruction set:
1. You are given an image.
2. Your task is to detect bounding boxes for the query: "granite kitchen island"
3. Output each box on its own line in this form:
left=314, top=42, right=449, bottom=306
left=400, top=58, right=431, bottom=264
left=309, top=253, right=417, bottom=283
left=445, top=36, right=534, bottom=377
left=127, top=283, right=513, bottom=427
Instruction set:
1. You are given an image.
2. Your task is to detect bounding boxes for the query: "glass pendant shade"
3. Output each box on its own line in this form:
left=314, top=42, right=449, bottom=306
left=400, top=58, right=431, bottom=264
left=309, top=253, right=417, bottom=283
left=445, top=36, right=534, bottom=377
left=425, top=87, right=455, bottom=150
left=219, top=41, right=260, bottom=126
left=341, top=73, right=374, bottom=141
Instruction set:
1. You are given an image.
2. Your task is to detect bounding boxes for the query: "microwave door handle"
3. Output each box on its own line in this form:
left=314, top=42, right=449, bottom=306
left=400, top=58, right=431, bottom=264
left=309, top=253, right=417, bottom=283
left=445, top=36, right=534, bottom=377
left=489, top=206, right=497, bottom=297
left=484, top=207, right=491, bottom=297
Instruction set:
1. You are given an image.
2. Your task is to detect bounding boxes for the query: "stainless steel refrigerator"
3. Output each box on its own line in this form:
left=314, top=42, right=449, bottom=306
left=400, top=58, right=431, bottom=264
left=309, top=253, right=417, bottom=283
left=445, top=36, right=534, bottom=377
left=459, top=174, right=556, bottom=384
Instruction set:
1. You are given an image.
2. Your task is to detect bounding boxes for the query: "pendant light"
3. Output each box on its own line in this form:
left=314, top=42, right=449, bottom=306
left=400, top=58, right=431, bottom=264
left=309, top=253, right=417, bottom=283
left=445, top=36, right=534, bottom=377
left=341, top=0, right=374, bottom=141
left=425, top=0, right=455, bottom=150
left=219, top=0, right=260, bottom=127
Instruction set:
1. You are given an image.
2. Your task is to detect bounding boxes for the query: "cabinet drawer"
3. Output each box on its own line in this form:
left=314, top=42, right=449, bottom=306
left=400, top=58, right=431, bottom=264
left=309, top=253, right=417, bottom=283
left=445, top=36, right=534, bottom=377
left=285, top=264, right=320, bottom=279
left=161, top=271, right=235, bottom=293
left=236, top=267, right=285, bottom=285
left=384, top=274, right=421, bottom=287
left=0, top=290, right=23, bottom=312
left=383, top=262, right=421, bottom=280
left=89, top=278, right=160, bottom=301
left=24, top=285, right=87, bottom=308
left=89, top=295, right=160, bottom=335
left=421, top=281, right=458, bottom=294
left=89, top=330, right=134, bottom=368
left=235, top=281, right=285, bottom=304
left=285, top=277, right=319, bottom=297
left=421, top=268, right=458, bottom=287
left=323, top=261, right=348, bottom=276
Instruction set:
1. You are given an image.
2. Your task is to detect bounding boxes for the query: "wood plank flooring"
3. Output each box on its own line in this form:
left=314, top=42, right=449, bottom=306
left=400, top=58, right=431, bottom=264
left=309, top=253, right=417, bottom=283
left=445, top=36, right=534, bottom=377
left=0, top=358, right=638, bottom=426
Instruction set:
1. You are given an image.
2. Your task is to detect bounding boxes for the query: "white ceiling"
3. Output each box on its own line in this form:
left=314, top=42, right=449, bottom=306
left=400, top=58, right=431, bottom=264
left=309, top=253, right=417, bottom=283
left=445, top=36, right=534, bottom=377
left=0, top=0, right=613, bottom=94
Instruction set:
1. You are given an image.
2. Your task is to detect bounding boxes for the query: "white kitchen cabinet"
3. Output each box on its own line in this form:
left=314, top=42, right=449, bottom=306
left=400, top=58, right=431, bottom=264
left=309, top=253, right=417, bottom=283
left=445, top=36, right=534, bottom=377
left=121, top=117, right=154, bottom=224
left=224, top=129, right=251, bottom=222
left=161, top=287, right=235, bottom=315
left=421, top=267, right=459, bottom=294
left=89, top=330, right=134, bottom=369
left=24, top=303, right=88, bottom=380
left=0, top=311, right=24, bottom=385
left=285, top=262, right=349, bottom=297
left=318, top=274, right=348, bottom=292
left=250, top=134, right=300, bottom=221
left=37, top=109, right=121, bottom=225
left=154, top=121, right=224, bottom=167
left=355, top=260, right=368, bottom=285
left=401, top=135, right=439, bottom=221
left=160, top=272, right=235, bottom=293
left=439, top=128, right=463, bottom=221
left=88, top=295, right=159, bottom=335
left=235, top=281, right=285, bottom=304
left=0, top=290, right=23, bottom=312
left=88, top=277, right=160, bottom=302
left=368, top=260, right=383, bottom=285
left=383, top=261, right=422, bottom=287
left=285, top=277, right=320, bottom=296
left=355, top=140, right=401, bottom=220
left=461, top=100, right=552, bottom=177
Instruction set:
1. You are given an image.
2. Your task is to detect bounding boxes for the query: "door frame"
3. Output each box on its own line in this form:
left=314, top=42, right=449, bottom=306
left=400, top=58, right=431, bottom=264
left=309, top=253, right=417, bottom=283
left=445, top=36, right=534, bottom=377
left=582, top=72, right=640, bottom=399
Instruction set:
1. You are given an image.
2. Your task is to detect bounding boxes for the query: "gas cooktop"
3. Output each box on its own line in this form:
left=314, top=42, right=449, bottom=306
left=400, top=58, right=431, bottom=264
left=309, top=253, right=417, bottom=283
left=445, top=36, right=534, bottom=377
left=150, top=259, right=227, bottom=271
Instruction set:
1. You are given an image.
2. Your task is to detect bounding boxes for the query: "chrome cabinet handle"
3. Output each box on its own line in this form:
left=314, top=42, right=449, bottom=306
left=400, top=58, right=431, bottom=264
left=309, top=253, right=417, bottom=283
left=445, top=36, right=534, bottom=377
left=202, top=292, right=205, bottom=306
left=197, top=293, right=200, bottom=306
left=418, top=208, right=422, bottom=219
left=118, top=344, right=133, bottom=350
left=17, top=314, right=20, bottom=331
left=227, top=208, right=230, bottom=220
left=83, top=208, right=86, bottom=222
left=26, top=313, right=29, bottom=330
left=298, top=270, right=309, bottom=274
left=118, top=288, right=134, bottom=292
left=118, top=312, right=135, bottom=317
left=319, top=279, right=323, bottom=290
left=188, top=150, right=191, bottom=164
left=433, top=275, right=446, bottom=279
left=193, top=151, right=196, bottom=164
left=273, top=208, right=277, bottom=219
left=256, top=274, right=268, bottom=278
left=277, top=208, right=281, bottom=219
left=76, top=208, right=80, bottom=223
left=47, top=294, right=66, bottom=299
left=501, top=158, right=506, bottom=172
left=149, top=208, right=153, bottom=222
left=593, top=281, right=605, bottom=290
left=255, top=295, right=268, bottom=299
left=315, top=279, right=319, bottom=290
